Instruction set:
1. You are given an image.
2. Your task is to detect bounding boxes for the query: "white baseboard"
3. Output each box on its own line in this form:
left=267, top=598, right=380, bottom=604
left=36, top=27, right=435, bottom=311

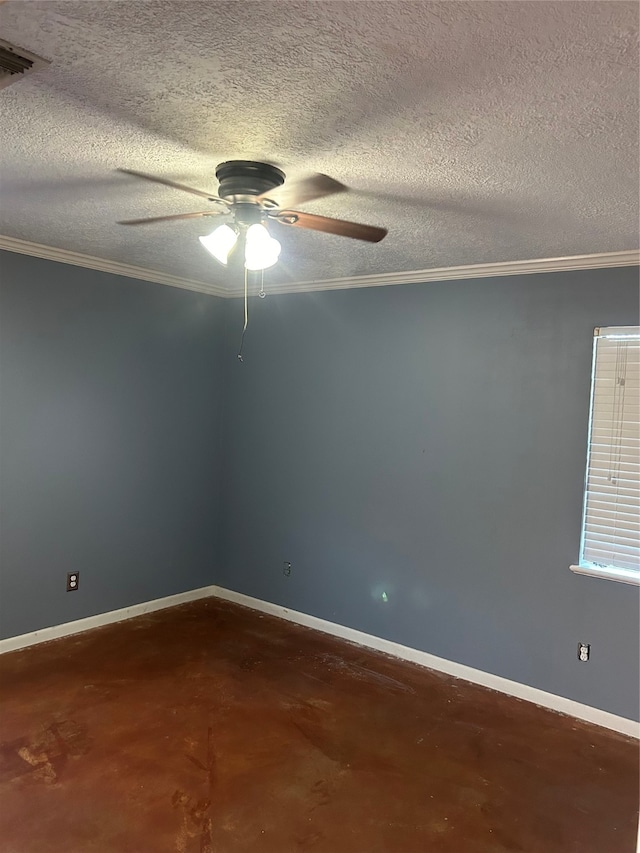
left=0, top=585, right=218, bottom=654
left=1, top=583, right=637, bottom=739
left=209, top=586, right=640, bottom=739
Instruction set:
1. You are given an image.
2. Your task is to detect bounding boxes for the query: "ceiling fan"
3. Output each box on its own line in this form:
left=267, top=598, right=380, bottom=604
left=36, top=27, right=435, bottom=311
left=117, top=160, right=388, bottom=271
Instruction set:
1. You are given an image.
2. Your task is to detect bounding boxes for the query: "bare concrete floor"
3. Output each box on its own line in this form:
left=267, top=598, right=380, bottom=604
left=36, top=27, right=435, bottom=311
left=0, top=597, right=637, bottom=852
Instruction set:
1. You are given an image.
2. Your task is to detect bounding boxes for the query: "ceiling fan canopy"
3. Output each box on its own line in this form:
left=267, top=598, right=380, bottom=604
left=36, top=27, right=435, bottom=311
left=215, top=160, right=285, bottom=203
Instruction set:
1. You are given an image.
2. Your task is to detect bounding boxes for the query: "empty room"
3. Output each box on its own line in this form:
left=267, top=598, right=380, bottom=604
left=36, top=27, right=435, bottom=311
left=0, top=2, right=638, bottom=851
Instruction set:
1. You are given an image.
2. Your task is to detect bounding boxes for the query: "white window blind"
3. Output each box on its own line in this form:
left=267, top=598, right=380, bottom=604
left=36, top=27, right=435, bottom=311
left=579, top=327, right=640, bottom=578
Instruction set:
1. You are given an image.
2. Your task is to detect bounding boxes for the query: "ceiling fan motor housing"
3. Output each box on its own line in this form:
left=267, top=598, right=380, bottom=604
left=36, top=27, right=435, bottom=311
left=215, top=160, right=285, bottom=201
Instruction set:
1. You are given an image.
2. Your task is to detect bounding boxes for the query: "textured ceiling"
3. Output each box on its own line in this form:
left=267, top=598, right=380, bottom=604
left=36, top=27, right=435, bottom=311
left=0, top=1, right=638, bottom=291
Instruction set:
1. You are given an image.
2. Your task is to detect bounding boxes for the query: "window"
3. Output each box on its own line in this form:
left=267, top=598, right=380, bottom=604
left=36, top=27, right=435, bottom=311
left=571, top=327, right=640, bottom=585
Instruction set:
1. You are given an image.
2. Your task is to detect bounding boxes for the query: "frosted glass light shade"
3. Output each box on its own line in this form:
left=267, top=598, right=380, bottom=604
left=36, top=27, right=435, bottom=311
left=199, top=224, right=238, bottom=265
left=244, top=223, right=281, bottom=271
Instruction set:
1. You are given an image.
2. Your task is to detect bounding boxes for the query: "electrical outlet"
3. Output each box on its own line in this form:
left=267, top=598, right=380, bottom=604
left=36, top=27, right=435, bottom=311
left=67, top=572, right=79, bottom=592
left=578, top=642, right=590, bottom=662
left=283, top=561, right=292, bottom=577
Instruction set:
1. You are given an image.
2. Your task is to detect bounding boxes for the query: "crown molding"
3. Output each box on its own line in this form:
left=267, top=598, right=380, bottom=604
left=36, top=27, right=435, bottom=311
left=0, top=234, right=227, bottom=298
left=1, top=235, right=637, bottom=299
left=229, top=249, right=640, bottom=296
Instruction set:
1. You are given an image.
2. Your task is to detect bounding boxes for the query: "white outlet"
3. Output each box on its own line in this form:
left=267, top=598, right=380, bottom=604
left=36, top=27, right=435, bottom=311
left=578, top=642, right=590, bottom=661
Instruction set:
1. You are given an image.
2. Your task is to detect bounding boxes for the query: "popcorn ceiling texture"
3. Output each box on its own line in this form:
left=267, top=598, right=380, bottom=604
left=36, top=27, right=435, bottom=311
left=0, top=1, right=637, bottom=290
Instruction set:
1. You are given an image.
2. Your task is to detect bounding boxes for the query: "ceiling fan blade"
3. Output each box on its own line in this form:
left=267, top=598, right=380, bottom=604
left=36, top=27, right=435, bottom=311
left=118, top=210, right=226, bottom=225
left=258, top=173, right=347, bottom=208
left=272, top=210, right=387, bottom=243
left=117, top=169, right=225, bottom=203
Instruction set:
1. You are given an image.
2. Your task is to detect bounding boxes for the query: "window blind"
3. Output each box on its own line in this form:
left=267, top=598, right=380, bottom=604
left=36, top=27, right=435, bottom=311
left=581, top=327, right=640, bottom=574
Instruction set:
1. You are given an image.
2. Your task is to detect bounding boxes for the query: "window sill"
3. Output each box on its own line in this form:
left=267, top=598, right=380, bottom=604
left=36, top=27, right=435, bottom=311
left=570, top=564, right=640, bottom=586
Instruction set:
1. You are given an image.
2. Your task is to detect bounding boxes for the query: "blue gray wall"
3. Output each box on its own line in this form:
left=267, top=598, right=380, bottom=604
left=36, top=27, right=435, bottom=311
left=0, top=251, right=225, bottom=638
left=219, top=266, right=640, bottom=720
left=2, top=251, right=638, bottom=721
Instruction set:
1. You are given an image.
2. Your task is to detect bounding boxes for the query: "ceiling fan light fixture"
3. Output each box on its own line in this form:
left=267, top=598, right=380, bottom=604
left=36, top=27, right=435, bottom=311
left=244, top=223, right=281, bottom=271
left=199, top=223, right=238, bottom=265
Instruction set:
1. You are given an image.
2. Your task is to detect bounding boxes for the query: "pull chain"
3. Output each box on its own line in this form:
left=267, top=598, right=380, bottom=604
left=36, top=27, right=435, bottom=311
left=237, top=262, right=267, bottom=362
left=237, top=266, right=249, bottom=362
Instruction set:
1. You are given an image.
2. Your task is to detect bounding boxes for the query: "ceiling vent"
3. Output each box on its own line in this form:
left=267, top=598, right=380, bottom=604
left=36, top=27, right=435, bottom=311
left=0, top=39, right=50, bottom=90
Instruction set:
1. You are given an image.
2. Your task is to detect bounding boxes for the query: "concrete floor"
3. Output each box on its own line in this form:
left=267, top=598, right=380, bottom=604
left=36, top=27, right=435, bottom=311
left=0, top=598, right=637, bottom=852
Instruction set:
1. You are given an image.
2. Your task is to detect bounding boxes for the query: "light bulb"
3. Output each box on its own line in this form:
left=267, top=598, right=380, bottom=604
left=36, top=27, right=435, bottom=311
left=199, top=224, right=238, bottom=265
left=244, top=223, right=281, bottom=271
